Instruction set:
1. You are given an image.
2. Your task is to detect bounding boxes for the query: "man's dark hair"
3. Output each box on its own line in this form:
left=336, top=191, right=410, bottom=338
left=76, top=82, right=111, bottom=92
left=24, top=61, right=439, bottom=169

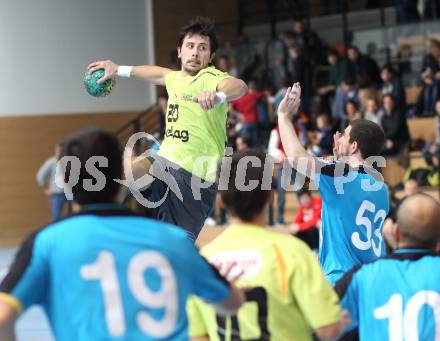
left=349, top=119, right=385, bottom=159
left=61, top=128, right=123, bottom=205
left=178, top=17, right=218, bottom=55
left=219, top=149, right=271, bottom=222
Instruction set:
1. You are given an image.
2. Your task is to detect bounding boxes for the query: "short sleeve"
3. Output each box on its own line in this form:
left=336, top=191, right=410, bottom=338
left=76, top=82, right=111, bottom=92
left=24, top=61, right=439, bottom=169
left=164, top=71, right=178, bottom=93
left=183, top=240, right=230, bottom=303
left=202, top=67, right=230, bottom=93
left=0, top=231, right=49, bottom=312
left=187, top=296, right=209, bottom=337
left=290, top=241, right=341, bottom=329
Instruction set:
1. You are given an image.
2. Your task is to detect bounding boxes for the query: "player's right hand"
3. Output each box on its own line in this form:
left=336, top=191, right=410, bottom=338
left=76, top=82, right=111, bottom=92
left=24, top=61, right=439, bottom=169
left=87, top=60, right=119, bottom=84
left=277, top=82, right=301, bottom=118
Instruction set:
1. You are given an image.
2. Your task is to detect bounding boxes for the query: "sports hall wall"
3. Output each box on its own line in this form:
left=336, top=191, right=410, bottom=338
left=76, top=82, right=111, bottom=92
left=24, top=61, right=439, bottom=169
left=0, top=0, right=154, bottom=245
left=0, top=0, right=238, bottom=245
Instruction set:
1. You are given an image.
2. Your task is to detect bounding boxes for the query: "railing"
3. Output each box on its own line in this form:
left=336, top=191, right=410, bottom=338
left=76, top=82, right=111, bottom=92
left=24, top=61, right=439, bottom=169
left=115, top=104, right=161, bottom=155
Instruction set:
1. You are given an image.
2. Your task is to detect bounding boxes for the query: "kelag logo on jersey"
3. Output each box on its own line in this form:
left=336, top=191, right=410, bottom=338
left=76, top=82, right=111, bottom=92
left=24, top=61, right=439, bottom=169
left=166, top=127, right=189, bottom=142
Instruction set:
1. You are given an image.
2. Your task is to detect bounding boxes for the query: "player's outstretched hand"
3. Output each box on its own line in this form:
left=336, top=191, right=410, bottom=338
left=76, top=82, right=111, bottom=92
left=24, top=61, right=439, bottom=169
left=278, top=82, right=301, bottom=118
left=88, top=60, right=119, bottom=84
left=193, top=91, right=221, bottom=111
left=333, top=131, right=341, bottom=160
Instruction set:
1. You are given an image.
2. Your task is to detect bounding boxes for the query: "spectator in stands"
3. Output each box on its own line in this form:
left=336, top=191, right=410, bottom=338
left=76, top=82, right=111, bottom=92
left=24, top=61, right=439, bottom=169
left=381, top=94, right=410, bottom=156
left=422, top=99, right=440, bottom=166
left=318, top=48, right=349, bottom=113
left=289, top=189, right=322, bottom=250
left=332, top=75, right=359, bottom=129
left=347, top=46, right=381, bottom=113
left=309, top=114, right=333, bottom=157
left=364, top=97, right=384, bottom=126
left=347, top=46, right=381, bottom=89
left=417, top=39, right=440, bottom=116
left=286, top=43, right=312, bottom=114
left=230, top=79, right=265, bottom=147
left=381, top=64, right=406, bottom=113
left=395, top=0, right=421, bottom=23
left=345, top=99, right=363, bottom=125
left=235, top=134, right=251, bottom=151
left=318, top=48, right=349, bottom=96
left=291, top=20, right=324, bottom=66
left=216, top=54, right=238, bottom=77
left=36, top=143, right=67, bottom=221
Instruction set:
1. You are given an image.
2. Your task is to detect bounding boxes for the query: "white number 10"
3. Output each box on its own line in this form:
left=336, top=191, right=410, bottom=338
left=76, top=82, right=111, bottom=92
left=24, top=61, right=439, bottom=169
left=374, top=291, right=440, bottom=341
left=80, top=250, right=178, bottom=338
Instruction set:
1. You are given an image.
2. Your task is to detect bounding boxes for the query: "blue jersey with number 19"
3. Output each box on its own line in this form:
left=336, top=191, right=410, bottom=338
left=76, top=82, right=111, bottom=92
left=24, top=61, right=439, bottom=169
left=0, top=205, right=230, bottom=341
left=315, top=160, right=389, bottom=284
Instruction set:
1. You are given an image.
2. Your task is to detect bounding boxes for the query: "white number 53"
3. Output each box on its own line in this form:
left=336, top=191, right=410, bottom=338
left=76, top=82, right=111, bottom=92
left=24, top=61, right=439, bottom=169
left=352, top=199, right=386, bottom=257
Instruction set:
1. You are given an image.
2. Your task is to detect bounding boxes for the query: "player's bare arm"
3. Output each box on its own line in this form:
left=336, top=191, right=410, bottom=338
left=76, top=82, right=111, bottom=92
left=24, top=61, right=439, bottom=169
left=193, top=77, right=248, bottom=111
left=0, top=299, right=18, bottom=341
left=87, top=60, right=171, bottom=86
left=277, top=82, right=316, bottom=179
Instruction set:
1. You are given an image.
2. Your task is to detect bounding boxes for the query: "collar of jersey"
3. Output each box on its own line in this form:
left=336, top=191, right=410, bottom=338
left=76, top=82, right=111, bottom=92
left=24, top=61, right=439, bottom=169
left=229, top=223, right=266, bottom=230
left=394, top=248, right=431, bottom=254
left=81, top=203, right=127, bottom=212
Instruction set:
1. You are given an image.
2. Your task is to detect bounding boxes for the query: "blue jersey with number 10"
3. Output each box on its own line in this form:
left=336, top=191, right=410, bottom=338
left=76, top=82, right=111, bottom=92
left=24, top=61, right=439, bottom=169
left=315, top=161, right=389, bottom=284
left=0, top=205, right=230, bottom=341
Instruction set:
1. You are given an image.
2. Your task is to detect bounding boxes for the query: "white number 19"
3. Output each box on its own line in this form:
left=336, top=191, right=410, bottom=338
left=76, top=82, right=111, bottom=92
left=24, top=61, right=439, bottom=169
left=80, top=250, right=178, bottom=338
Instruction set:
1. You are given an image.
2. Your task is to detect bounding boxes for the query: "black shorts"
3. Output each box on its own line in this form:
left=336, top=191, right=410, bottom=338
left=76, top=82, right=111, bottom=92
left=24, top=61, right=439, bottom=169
left=140, top=156, right=217, bottom=240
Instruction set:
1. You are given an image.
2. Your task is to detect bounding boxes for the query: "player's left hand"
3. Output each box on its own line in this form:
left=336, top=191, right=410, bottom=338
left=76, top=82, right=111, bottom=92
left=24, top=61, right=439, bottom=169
left=193, top=91, right=221, bottom=111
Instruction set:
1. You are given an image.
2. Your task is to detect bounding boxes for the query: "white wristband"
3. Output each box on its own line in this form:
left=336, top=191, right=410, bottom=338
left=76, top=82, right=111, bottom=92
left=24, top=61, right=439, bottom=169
left=216, top=92, right=227, bottom=104
left=117, top=65, right=133, bottom=78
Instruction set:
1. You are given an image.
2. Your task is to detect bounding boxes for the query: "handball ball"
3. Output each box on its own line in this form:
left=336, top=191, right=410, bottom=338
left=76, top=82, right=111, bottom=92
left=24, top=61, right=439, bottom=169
left=83, top=69, right=115, bottom=97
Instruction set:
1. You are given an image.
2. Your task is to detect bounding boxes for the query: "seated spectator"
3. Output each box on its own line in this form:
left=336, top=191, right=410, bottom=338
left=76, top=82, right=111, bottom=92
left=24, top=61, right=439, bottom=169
left=332, top=75, right=359, bottom=129
left=230, top=79, right=265, bottom=147
left=235, top=134, right=251, bottom=151
left=364, top=97, right=384, bottom=126
left=422, top=99, right=440, bottom=166
left=216, top=54, right=238, bottom=77
left=417, top=38, right=440, bottom=116
left=380, top=64, right=406, bottom=113
left=309, top=114, right=333, bottom=157
left=318, top=48, right=349, bottom=96
left=291, top=20, right=324, bottom=66
left=289, top=189, right=322, bottom=250
left=286, top=43, right=312, bottom=114
left=318, top=49, right=349, bottom=114
left=381, top=95, right=410, bottom=156
left=347, top=45, right=381, bottom=111
left=347, top=46, right=381, bottom=89
left=345, top=99, right=363, bottom=125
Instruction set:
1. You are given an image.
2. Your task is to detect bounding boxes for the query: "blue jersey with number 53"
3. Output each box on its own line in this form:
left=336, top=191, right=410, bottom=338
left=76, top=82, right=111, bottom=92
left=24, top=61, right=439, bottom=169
left=315, top=160, right=389, bottom=284
left=0, top=205, right=230, bottom=341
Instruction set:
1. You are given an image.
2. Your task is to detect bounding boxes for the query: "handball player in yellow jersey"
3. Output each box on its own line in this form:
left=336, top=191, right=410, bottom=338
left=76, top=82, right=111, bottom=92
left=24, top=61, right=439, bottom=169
left=88, top=17, right=247, bottom=239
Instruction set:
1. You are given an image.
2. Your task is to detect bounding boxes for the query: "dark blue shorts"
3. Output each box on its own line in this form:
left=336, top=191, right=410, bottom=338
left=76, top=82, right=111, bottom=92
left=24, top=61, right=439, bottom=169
left=140, top=156, right=217, bottom=240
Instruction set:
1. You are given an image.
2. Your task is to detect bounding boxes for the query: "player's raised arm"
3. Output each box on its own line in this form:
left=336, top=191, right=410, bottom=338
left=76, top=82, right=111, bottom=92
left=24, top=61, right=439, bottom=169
left=192, top=76, right=248, bottom=111
left=217, top=76, right=248, bottom=102
left=87, top=60, right=172, bottom=86
left=277, top=82, right=316, bottom=179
